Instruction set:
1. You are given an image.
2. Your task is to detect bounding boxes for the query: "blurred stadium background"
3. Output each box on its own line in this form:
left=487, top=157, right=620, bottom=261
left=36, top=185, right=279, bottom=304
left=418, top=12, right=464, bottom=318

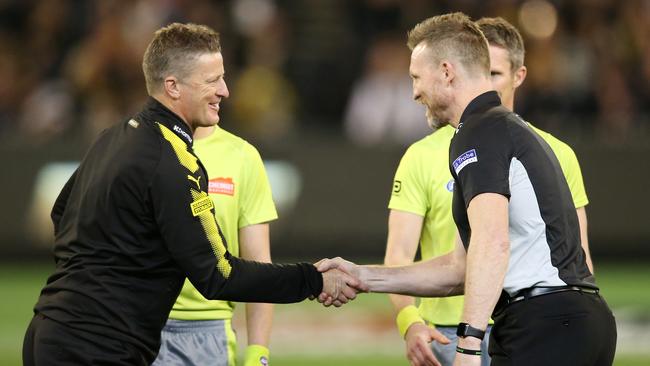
left=1, top=0, right=649, bottom=365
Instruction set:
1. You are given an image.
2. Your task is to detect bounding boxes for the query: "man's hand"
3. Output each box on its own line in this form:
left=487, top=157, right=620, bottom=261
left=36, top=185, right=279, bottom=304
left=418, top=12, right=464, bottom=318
left=404, top=323, right=450, bottom=366
left=319, top=267, right=366, bottom=307
left=315, top=257, right=360, bottom=278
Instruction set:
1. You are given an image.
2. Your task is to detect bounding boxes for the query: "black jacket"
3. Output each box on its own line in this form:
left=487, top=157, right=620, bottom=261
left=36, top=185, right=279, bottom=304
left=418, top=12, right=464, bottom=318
left=35, top=97, right=322, bottom=362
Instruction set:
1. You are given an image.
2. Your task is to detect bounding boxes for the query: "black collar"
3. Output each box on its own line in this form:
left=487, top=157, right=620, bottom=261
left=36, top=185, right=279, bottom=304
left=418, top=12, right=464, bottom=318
left=459, top=91, right=502, bottom=125
left=139, top=97, right=194, bottom=145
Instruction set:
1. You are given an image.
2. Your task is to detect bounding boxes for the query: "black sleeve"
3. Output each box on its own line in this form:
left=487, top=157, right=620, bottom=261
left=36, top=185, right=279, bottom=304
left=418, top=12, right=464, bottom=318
left=451, top=120, right=512, bottom=207
left=150, top=148, right=322, bottom=303
left=51, top=168, right=78, bottom=235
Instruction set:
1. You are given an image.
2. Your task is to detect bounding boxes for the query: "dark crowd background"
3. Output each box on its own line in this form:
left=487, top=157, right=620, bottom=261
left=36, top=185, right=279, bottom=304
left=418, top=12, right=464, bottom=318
left=1, top=0, right=648, bottom=261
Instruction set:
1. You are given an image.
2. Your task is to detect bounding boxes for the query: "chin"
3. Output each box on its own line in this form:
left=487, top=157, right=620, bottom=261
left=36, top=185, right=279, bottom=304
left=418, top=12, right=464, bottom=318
left=205, top=114, right=220, bottom=126
left=430, top=120, right=449, bottom=129
left=427, top=111, right=447, bottom=129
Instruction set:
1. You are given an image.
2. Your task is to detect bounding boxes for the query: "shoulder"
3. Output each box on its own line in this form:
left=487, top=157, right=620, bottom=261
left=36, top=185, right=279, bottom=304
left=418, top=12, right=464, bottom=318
left=407, top=126, right=453, bottom=154
left=198, top=127, right=263, bottom=161
left=116, top=118, right=164, bottom=163
left=460, top=106, right=511, bottom=135
left=220, top=128, right=260, bottom=153
left=398, top=131, right=448, bottom=173
left=453, top=107, right=513, bottom=148
left=528, top=123, right=577, bottom=160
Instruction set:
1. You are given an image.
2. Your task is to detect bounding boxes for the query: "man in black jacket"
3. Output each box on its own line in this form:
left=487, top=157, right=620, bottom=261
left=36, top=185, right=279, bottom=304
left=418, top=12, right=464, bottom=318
left=23, top=23, right=363, bottom=366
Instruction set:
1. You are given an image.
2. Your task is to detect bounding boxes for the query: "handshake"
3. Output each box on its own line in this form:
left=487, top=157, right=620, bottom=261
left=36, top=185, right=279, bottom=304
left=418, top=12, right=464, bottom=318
left=314, top=257, right=366, bottom=307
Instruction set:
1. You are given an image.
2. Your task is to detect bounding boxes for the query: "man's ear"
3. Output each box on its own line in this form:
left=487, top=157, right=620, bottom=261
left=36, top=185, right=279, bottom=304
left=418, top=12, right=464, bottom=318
left=513, top=65, right=527, bottom=89
left=164, top=76, right=181, bottom=99
left=441, top=61, right=456, bottom=86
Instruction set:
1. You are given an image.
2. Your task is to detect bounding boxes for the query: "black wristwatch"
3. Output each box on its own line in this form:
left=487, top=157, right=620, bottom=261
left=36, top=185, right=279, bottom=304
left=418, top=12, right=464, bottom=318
left=456, top=322, right=486, bottom=340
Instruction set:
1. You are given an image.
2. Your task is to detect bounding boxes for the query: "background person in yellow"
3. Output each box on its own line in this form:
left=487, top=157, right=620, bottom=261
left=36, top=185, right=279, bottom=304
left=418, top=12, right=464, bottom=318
left=477, top=17, right=593, bottom=273
left=153, top=123, right=277, bottom=366
left=383, top=16, right=594, bottom=366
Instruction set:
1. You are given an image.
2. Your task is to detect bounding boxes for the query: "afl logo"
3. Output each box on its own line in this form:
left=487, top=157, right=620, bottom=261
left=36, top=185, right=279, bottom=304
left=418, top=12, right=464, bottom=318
left=446, top=179, right=455, bottom=192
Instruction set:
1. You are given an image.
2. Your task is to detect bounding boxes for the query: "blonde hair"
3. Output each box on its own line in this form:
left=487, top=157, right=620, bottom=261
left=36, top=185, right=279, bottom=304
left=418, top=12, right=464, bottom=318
left=142, top=23, right=221, bottom=95
left=407, top=12, right=490, bottom=77
left=476, top=17, right=525, bottom=71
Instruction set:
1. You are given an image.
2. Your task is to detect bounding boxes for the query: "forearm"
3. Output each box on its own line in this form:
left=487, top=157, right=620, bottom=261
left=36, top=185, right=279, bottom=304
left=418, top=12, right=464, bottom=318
left=196, top=255, right=322, bottom=303
left=459, top=192, right=509, bottom=351
left=460, top=238, right=508, bottom=333
left=240, top=223, right=274, bottom=346
left=389, top=294, right=417, bottom=313
left=576, top=207, right=594, bottom=274
left=385, top=264, right=419, bottom=318
left=361, top=254, right=464, bottom=297
left=383, top=209, right=423, bottom=312
left=385, top=248, right=421, bottom=338
left=246, top=303, right=273, bottom=346
left=384, top=239, right=418, bottom=312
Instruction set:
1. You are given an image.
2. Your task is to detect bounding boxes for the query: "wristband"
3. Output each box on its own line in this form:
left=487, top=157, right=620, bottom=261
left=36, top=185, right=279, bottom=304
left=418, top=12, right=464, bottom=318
left=396, top=305, right=425, bottom=338
left=243, top=345, right=270, bottom=366
left=456, top=346, right=482, bottom=356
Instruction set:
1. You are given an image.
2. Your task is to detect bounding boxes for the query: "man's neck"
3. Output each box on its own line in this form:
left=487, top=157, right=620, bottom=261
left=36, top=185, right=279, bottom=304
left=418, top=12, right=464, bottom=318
left=151, top=94, right=194, bottom=133
left=503, top=99, right=514, bottom=112
left=194, top=126, right=216, bottom=140
left=448, top=77, right=493, bottom=128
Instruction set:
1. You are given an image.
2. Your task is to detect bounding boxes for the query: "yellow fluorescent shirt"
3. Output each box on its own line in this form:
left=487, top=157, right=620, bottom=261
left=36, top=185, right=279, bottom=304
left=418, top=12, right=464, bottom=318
left=389, top=125, right=465, bottom=326
left=528, top=123, right=589, bottom=208
left=169, top=126, right=278, bottom=321
left=388, top=124, right=589, bottom=326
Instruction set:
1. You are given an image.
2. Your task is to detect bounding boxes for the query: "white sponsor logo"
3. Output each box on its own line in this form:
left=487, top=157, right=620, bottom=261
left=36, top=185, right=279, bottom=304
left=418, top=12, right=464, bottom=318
left=173, top=125, right=193, bottom=144
left=452, top=149, right=478, bottom=174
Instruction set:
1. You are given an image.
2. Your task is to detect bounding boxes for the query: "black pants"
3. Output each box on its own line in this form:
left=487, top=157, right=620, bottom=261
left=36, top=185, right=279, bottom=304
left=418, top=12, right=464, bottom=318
left=23, top=313, right=149, bottom=365
left=489, top=291, right=616, bottom=366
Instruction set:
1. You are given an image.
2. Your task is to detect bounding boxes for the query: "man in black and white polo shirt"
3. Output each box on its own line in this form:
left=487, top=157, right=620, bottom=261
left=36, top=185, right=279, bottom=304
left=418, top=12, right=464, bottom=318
left=315, top=12, right=616, bottom=366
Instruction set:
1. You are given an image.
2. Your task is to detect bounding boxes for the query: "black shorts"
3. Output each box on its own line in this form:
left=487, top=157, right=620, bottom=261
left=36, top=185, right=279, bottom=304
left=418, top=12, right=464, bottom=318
left=23, top=313, right=149, bottom=366
left=489, top=291, right=617, bottom=366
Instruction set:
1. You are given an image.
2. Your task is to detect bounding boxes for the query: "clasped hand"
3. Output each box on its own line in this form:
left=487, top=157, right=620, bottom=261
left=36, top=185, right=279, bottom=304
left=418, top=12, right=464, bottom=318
left=314, top=257, right=367, bottom=307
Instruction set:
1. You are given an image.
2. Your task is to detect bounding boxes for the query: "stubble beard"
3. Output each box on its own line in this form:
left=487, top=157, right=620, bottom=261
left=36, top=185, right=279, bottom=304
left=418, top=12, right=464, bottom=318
left=426, top=103, right=450, bottom=129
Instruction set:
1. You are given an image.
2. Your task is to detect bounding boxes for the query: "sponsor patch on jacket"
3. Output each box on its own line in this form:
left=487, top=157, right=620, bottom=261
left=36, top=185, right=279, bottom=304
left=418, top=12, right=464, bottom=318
left=190, top=196, right=214, bottom=216
left=452, top=149, right=478, bottom=174
left=208, top=177, right=235, bottom=196
left=173, top=124, right=193, bottom=144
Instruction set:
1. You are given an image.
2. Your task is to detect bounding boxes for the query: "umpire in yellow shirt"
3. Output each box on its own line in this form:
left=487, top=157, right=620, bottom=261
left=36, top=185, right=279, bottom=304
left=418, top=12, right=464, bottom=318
left=384, top=17, right=594, bottom=366
left=154, top=124, right=277, bottom=366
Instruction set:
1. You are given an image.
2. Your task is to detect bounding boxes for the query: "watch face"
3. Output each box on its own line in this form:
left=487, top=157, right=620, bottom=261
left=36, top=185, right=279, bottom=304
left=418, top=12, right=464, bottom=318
left=457, top=322, right=484, bottom=339
left=457, top=323, right=469, bottom=337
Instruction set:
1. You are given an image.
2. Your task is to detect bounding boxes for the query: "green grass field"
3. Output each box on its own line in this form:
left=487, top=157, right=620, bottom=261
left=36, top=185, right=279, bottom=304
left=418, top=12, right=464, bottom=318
left=2, top=261, right=649, bottom=365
